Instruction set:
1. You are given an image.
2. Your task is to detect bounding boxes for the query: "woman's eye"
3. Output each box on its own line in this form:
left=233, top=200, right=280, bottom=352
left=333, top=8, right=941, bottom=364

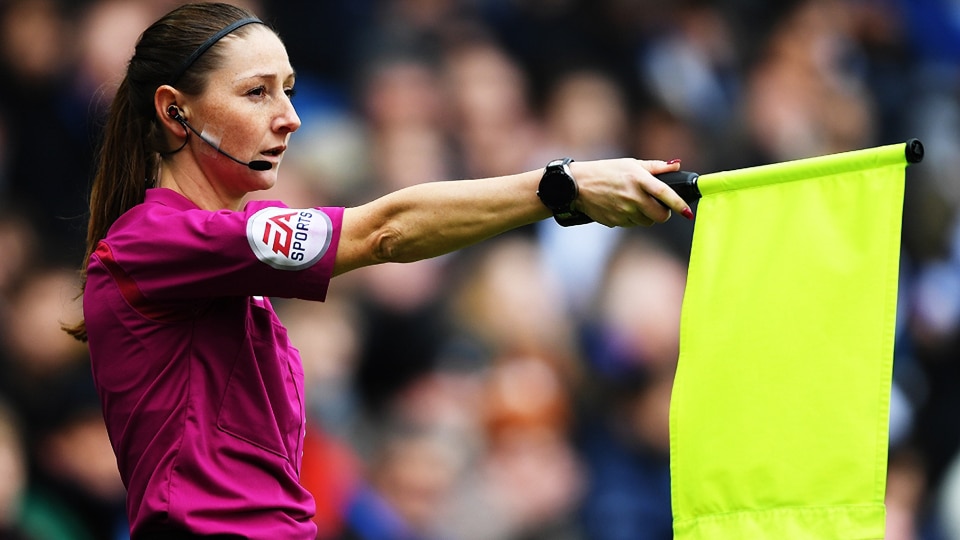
left=285, top=87, right=297, bottom=99
left=247, top=86, right=266, bottom=97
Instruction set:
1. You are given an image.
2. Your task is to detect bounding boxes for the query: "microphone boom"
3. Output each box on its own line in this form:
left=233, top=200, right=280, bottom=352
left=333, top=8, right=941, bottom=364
left=168, top=106, right=273, bottom=171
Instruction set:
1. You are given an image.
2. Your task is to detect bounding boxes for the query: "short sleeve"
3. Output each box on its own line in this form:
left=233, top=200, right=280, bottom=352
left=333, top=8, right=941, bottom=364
left=93, top=191, right=344, bottom=303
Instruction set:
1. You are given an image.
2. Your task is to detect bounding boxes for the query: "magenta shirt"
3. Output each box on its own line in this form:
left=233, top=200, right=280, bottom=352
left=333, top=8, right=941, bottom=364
left=83, top=188, right=344, bottom=539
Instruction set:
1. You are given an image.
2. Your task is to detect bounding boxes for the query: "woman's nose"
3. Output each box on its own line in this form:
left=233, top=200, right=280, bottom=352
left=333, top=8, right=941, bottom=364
left=276, top=100, right=301, bottom=134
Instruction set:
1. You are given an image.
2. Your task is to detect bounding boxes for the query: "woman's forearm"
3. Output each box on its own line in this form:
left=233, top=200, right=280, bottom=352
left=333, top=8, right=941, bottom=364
left=335, top=170, right=550, bottom=274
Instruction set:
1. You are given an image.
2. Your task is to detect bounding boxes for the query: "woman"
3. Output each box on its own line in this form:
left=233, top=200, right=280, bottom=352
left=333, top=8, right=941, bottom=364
left=65, top=3, right=691, bottom=539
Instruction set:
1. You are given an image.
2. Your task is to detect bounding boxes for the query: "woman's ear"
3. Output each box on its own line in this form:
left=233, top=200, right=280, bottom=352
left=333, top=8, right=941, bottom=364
left=155, top=85, right=186, bottom=136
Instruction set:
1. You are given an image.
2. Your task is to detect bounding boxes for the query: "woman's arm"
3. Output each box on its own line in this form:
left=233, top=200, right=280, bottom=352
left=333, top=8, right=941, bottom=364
left=333, top=158, right=687, bottom=275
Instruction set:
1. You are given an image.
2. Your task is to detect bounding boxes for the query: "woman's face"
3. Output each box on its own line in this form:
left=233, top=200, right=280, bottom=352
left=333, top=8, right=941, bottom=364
left=186, top=25, right=300, bottom=197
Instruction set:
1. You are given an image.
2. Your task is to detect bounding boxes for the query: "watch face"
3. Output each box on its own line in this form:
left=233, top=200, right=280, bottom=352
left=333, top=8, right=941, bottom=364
left=539, top=170, right=577, bottom=210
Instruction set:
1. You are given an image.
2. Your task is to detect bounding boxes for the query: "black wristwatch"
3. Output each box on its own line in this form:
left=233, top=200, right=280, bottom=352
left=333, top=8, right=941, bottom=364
left=537, top=157, right=594, bottom=226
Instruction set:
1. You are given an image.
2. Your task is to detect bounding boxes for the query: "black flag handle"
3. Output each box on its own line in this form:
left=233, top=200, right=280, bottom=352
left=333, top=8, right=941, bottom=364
left=655, top=170, right=702, bottom=205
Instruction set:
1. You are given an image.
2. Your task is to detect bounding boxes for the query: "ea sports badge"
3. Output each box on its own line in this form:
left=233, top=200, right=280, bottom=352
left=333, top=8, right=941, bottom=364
left=246, top=207, right=333, bottom=270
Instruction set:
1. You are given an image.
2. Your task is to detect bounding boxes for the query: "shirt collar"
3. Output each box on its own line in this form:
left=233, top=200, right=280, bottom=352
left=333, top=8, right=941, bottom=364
left=145, top=188, right=202, bottom=211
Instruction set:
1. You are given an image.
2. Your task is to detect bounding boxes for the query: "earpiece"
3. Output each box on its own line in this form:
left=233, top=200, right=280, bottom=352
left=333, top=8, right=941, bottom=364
left=167, top=105, right=184, bottom=123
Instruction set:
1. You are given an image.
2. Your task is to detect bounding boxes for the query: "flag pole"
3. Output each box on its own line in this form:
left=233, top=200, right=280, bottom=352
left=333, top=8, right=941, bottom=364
left=656, top=138, right=924, bottom=205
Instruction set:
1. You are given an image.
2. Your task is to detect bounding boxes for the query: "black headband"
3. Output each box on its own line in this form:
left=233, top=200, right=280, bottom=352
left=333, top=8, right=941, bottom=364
left=170, top=17, right=264, bottom=85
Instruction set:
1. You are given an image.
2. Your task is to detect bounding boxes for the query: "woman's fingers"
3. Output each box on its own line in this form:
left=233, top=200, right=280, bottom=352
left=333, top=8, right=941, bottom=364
left=637, top=159, right=693, bottom=221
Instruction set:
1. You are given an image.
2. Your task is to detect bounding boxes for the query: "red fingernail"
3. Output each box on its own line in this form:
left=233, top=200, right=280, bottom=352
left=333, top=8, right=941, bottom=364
left=682, top=207, right=694, bottom=220
left=667, top=158, right=682, bottom=165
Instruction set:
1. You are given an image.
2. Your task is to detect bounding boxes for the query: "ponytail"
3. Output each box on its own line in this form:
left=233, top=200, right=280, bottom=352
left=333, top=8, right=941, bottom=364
left=64, top=78, right=157, bottom=341
left=88, top=78, right=156, bottom=257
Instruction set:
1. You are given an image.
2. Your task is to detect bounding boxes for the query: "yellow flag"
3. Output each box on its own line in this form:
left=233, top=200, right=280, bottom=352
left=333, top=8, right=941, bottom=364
left=670, top=141, right=922, bottom=539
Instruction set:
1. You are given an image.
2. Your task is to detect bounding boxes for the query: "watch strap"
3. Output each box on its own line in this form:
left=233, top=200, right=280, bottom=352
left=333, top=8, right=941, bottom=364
left=553, top=209, right=594, bottom=227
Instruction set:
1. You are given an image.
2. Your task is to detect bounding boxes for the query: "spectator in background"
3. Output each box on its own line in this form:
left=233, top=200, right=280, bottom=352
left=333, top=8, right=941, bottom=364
left=577, top=234, right=689, bottom=540
left=442, top=31, right=544, bottom=180
left=0, top=0, right=85, bottom=264
left=0, top=268, right=89, bottom=434
left=0, top=267, right=121, bottom=540
left=341, top=420, right=463, bottom=540
left=638, top=1, right=740, bottom=140
left=0, top=208, right=37, bottom=302
left=346, top=45, right=458, bottom=416
left=434, top=236, right=585, bottom=540
left=28, top=392, right=127, bottom=540
left=741, top=0, right=876, bottom=163
left=0, top=400, right=31, bottom=540
left=445, top=235, right=582, bottom=373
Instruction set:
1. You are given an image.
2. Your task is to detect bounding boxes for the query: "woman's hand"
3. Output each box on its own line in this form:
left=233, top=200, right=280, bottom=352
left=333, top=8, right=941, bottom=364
left=570, top=158, right=692, bottom=227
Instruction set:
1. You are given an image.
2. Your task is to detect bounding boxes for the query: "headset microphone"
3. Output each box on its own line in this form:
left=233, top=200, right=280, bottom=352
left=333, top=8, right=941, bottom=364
left=166, top=105, right=273, bottom=171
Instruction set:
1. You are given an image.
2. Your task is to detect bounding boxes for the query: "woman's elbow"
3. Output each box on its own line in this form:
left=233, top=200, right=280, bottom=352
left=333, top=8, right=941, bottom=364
left=374, top=228, right=427, bottom=264
left=345, top=228, right=411, bottom=268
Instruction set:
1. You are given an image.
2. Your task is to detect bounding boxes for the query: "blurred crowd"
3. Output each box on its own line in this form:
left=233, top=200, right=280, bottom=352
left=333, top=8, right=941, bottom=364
left=0, top=0, right=958, bottom=538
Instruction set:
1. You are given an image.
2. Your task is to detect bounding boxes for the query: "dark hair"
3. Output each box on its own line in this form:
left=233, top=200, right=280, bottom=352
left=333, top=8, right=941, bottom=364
left=65, top=2, right=268, bottom=341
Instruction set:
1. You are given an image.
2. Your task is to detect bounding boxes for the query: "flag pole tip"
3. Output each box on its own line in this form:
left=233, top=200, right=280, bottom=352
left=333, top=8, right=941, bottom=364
left=905, top=138, right=924, bottom=164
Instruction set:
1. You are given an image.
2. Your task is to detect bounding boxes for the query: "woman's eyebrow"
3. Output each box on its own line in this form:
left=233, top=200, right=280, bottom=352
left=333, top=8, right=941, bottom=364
left=235, top=69, right=297, bottom=83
